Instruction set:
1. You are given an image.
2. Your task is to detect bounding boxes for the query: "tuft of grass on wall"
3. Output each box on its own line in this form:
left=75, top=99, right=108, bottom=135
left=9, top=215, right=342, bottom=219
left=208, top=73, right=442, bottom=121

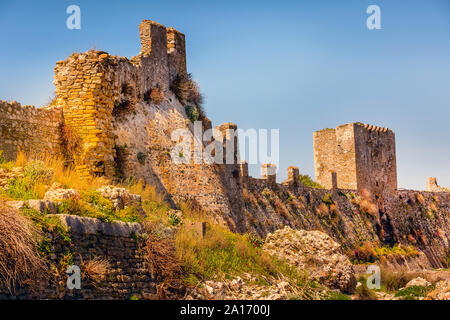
left=299, top=174, right=323, bottom=189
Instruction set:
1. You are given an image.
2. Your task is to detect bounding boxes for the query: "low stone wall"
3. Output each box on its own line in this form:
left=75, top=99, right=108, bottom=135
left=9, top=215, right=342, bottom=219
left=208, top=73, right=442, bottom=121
left=0, top=215, right=158, bottom=300
left=0, top=101, right=63, bottom=161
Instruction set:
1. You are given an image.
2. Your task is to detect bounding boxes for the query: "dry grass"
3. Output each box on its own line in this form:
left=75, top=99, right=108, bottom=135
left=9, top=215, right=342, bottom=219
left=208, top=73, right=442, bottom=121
left=347, top=242, right=419, bottom=264
left=144, top=234, right=185, bottom=298
left=354, top=189, right=379, bottom=217
left=5, top=152, right=107, bottom=197
left=0, top=203, right=48, bottom=293
left=122, top=178, right=164, bottom=203
left=171, top=73, right=203, bottom=106
left=81, top=257, right=111, bottom=287
left=416, top=193, right=425, bottom=205
left=380, top=267, right=428, bottom=292
left=148, top=88, right=165, bottom=104
left=354, top=281, right=378, bottom=300
left=60, top=124, right=82, bottom=160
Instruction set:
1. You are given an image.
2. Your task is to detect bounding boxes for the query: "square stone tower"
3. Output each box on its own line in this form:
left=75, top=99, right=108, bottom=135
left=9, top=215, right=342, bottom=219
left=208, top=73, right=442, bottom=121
left=313, top=123, right=397, bottom=195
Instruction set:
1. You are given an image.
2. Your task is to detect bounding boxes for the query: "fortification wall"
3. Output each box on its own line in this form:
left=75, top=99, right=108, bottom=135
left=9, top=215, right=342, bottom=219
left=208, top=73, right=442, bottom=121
left=0, top=101, right=63, bottom=161
left=313, top=128, right=337, bottom=189
left=112, top=98, right=245, bottom=231
left=0, top=215, right=160, bottom=300
left=313, top=125, right=358, bottom=190
left=313, top=123, right=397, bottom=196
left=54, top=51, right=123, bottom=177
left=241, top=166, right=449, bottom=268
left=427, top=177, right=450, bottom=193
left=52, top=20, right=188, bottom=179
left=354, top=123, right=397, bottom=196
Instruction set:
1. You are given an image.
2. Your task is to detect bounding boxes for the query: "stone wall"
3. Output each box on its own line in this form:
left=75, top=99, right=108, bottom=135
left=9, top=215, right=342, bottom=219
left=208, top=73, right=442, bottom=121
left=240, top=165, right=450, bottom=268
left=313, top=125, right=357, bottom=190
left=0, top=101, right=63, bottom=161
left=354, top=123, right=397, bottom=196
left=427, top=178, right=450, bottom=192
left=52, top=20, right=188, bottom=179
left=54, top=51, right=124, bottom=177
left=314, top=123, right=397, bottom=197
left=0, top=215, right=159, bottom=300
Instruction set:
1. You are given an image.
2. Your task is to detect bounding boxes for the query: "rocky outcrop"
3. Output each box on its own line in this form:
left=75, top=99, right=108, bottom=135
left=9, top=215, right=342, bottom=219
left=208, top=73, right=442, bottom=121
left=263, top=227, right=357, bottom=293
left=44, top=188, right=79, bottom=201
left=97, top=186, right=142, bottom=210
left=425, top=280, right=450, bottom=300
left=190, top=273, right=327, bottom=300
left=405, top=277, right=431, bottom=288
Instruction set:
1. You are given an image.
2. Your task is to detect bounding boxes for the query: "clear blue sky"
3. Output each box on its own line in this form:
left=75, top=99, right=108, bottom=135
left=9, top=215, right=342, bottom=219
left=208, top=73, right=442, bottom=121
left=1, top=0, right=449, bottom=190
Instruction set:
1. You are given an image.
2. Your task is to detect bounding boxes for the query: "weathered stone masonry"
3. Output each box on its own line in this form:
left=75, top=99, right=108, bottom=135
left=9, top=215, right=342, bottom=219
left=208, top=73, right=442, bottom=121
left=0, top=101, right=62, bottom=161
left=0, top=19, right=448, bottom=270
left=0, top=215, right=159, bottom=300
left=314, top=123, right=397, bottom=196
left=53, top=20, right=187, bottom=178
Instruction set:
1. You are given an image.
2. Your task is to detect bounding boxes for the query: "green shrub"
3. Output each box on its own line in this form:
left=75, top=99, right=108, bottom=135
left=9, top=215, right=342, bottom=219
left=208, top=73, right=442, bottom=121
left=57, top=196, right=112, bottom=222
left=175, top=223, right=323, bottom=299
left=325, top=291, right=351, bottom=300
left=395, top=285, right=434, bottom=300
left=20, top=207, right=71, bottom=257
left=116, top=205, right=142, bottom=223
left=6, top=178, right=38, bottom=200
left=347, top=243, right=419, bottom=265
left=299, top=174, right=323, bottom=189
left=322, top=193, right=334, bottom=206
left=137, top=152, right=147, bottom=165
left=23, top=160, right=53, bottom=182
left=5, top=160, right=53, bottom=200
left=168, top=211, right=183, bottom=226
left=185, top=105, right=200, bottom=123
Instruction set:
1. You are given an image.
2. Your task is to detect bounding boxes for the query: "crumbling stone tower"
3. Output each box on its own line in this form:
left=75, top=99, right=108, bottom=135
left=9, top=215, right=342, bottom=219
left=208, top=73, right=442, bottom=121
left=53, top=20, right=187, bottom=178
left=313, top=123, right=398, bottom=196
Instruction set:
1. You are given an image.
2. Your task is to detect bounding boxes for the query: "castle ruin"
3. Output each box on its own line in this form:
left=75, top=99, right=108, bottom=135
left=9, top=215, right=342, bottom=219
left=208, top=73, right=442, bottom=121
left=0, top=20, right=449, bottom=268
left=313, top=123, right=398, bottom=196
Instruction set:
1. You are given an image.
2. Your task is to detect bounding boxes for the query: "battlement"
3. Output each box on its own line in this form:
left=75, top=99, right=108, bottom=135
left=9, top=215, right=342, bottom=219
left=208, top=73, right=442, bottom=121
left=354, top=122, right=392, bottom=133
left=314, top=122, right=397, bottom=196
left=261, top=163, right=277, bottom=185
left=427, top=177, right=450, bottom=193
left=137, top=20, right=187, bottom=89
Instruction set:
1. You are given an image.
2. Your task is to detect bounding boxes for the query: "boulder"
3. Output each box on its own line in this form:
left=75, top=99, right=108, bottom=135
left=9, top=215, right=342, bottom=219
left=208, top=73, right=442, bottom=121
left=405, top=277, right=431, bottom=288
left=263, top=226, right=356, bottom=293
left=44, top=188, right=79, bottom=201
left=96, top=186, right=141, bottom=210
left=425, top=280, right=450, bottom=300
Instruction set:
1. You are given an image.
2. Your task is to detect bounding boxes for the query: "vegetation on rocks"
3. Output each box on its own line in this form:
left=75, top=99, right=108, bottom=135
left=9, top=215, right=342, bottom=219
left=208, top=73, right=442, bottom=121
left=299, top=174, right=323, bottom=189
left=347, top=242, right=419, bottom=264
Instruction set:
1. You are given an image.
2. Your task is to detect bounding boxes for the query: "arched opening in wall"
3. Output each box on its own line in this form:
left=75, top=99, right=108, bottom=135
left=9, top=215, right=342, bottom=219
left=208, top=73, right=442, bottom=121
left=232, top=169, right=239, bottom=179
